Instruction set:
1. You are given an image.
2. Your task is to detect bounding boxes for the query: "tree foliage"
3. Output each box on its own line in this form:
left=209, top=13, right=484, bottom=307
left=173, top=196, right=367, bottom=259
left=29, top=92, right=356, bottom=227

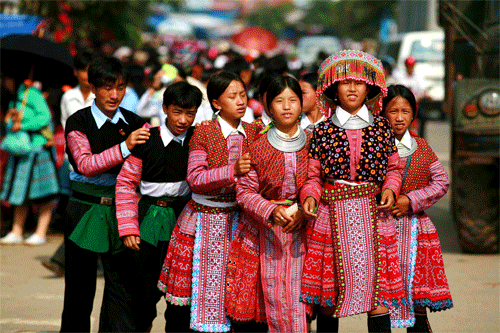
left=18, top=0, right=153, bottom=48
left=303, top=0, right=398, bottom=40
left=247, top=3, right=296, bottom=34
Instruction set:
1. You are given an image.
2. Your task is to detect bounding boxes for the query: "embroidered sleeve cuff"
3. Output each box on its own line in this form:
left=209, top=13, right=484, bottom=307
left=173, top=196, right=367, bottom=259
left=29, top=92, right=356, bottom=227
left=406, top=192, right=420, bottom=213
left=262, top=202, right=278, bottom=227
left=117, top=222, right=140, bottom=238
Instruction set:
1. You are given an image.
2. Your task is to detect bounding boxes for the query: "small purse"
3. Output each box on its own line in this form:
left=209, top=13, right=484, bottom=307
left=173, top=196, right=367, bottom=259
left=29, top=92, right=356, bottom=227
left=0, top=130, right=33, bottom=155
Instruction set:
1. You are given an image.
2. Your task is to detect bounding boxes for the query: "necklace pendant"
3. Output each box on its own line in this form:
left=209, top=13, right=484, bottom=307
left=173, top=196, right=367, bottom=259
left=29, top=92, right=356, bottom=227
left=119, top=129, right=126, bottom=136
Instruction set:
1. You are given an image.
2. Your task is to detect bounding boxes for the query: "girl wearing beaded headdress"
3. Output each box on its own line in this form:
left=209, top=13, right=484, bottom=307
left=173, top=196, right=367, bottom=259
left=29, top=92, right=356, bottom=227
left=225, top=75, right=311, bottom=332
left=300, top=50, right=405, bottom=332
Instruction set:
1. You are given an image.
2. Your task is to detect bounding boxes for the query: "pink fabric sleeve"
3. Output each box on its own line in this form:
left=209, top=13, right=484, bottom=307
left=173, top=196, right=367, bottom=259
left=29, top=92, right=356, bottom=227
left=406, top=160, right=449, bottom=213
left=236, top=169, right=278, bottom=226
left=186, top=149, right=237, bottom=193
left=67, top=130, right=124, bottom=177
left=299, top=158, right=323, bottom=206
left=381, top=152, right=403, bottom=198
left=115, top=155, right=143, bottom=238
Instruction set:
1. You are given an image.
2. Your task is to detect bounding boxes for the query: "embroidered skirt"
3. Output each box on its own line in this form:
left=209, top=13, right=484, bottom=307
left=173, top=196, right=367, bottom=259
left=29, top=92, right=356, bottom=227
left=225, top=213, right=267, bottom=324
left=390, top=213, right=453, bottom=328
left=300, top=182, right=405, bottom=317
left=0, top=148, right=59, bottom=206
left=157, top=200, right=238, bottom=332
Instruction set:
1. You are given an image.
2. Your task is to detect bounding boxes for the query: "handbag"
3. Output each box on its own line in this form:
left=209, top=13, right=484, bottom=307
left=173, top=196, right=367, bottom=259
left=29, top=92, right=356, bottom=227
left=0, top=130, right=33, bottom=155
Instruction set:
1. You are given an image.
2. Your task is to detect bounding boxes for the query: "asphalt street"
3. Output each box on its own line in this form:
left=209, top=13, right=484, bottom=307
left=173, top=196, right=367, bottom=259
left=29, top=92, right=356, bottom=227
left=1, top=120, right=499, bottom=333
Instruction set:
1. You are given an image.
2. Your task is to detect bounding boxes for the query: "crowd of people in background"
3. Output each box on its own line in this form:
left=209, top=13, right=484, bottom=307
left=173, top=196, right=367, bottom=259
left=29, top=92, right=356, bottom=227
left=0, top=37, right=449, bottom=333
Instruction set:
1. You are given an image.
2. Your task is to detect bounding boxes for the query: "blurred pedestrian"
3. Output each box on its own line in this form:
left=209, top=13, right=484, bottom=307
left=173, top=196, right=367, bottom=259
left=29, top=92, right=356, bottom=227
left=60, top=56, right=150, bottom=332
left=42, top=50, right=96, bottom=276
left=0, top=79, right=59, bottom=245
left=298, top=72, right=325, bottom=133
left=251, top=74, right=275, bottom=130
left=136, top=64, right=185, bottom=126
left=381, top=84, right=453, bottom=331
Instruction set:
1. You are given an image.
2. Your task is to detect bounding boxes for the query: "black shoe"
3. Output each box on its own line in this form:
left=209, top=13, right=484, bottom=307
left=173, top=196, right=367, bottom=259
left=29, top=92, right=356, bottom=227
left=41, top=259, right=64, bottom=277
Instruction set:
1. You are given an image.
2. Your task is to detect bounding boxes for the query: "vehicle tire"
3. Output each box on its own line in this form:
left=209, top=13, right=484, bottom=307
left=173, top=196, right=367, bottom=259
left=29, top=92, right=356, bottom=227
left=452, top=156, right=499, bottom=253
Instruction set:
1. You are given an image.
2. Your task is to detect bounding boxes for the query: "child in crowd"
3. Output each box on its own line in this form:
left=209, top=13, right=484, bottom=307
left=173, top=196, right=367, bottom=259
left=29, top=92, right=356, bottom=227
left=115, top=81, right=203, bottom=332
left=298, top=72, right=326, bottom=132
left=226, top=75, right=311, bottom=332
left=157, top=71, right=260, bottom=332
left=252, top=74, right=275, bottom=131
left=60, top=56, right=150, bottom=332
left=381, top=84, right=453, bottom=331
left=300, top=50, right=405, bottom=333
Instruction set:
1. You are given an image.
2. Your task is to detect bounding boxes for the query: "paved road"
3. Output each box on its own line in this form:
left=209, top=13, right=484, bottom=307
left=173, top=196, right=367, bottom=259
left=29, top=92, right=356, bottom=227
left=1, top=120, right=499, bottom=332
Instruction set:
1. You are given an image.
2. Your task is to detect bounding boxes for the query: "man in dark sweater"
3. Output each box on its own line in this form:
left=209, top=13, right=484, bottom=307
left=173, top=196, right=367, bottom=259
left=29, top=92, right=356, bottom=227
left=116, top=81, right=202, bottom=332
left=61, top=56, right=150, bottom=332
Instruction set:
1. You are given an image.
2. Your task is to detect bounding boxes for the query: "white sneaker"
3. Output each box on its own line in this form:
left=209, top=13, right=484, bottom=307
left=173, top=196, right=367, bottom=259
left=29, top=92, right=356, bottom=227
left=0, top=232, right=24, bottom=244
left=24, top=234, right=47, bottom=246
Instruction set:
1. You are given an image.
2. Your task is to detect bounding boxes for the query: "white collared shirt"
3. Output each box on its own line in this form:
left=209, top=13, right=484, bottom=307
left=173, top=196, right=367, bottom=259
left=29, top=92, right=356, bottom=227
left=217, top=116, right=247, bottom=139
left=90, top=101, right=131, bottom=158
left=336, top=104, right=371, bottom=126
left=300, top=114, right=326, bottom=129
left=60, top=86, right=95, bottom=129
left=395, top=130, right=413, bottom=150
left=160, top=124, right=187, bottom=146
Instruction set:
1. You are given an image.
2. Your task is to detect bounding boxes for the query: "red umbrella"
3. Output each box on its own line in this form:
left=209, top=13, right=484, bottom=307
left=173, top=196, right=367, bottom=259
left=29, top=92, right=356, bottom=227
left=231, top=26, right=278, bottom=58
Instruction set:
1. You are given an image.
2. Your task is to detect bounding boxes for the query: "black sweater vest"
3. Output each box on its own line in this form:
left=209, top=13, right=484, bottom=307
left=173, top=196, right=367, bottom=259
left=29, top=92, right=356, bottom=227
left=132, top=126, right=193, bottom=183
left=65, top=107, right=146, bottom=176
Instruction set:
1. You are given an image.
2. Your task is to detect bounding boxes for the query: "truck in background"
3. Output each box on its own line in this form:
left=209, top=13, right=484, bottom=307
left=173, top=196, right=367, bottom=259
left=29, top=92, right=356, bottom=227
left=439, top=0, right=499, bottom=253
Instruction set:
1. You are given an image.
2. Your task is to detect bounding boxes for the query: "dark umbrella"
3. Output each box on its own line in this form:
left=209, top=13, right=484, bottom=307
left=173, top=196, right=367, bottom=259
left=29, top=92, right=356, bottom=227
left=0, top=34, right=76, bottom=88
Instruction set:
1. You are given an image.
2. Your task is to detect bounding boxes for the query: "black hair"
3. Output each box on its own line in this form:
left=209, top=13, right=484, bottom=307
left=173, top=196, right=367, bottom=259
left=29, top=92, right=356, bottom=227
left=266, top=75, right=303, bottom=111
left=163, top=81, right=203, bottom=110
left=207, top=71, right=245, bottom=113
left=201, top=67, right=218, bottom=84
left=265, top=54, right=288, bottom=76
left=223, top=56, right=250, bottom=74
left=298, top=72, right=318, bottom=91
left=88, top=56, right=130, bottom=88
left=74, top=50, right=94, bottom=70
left=382, top=84, right=418, bottom=120
left=257, top=74, right=278, bottom=99
left=381, top=60, right=393, bottom=75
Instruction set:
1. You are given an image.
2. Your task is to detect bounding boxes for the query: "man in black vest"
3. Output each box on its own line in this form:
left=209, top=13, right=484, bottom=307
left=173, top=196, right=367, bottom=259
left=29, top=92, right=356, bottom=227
left=61, top=56, right=150, bottom=332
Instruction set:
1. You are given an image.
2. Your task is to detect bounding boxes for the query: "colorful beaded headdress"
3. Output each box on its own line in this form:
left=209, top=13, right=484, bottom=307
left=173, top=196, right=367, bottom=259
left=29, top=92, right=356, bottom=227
left=317, top=50, right=387, bottom=117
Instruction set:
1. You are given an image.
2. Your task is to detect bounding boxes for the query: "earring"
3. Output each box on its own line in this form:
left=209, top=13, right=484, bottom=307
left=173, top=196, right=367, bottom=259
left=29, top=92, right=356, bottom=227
left=365, top=95, right=369, bottom=102
left=334, top=95, right=338, bottom=103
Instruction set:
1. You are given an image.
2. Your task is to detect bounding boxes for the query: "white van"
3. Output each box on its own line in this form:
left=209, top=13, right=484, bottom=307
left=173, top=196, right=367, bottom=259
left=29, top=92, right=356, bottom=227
left=378, top=30, right=445, bottom=104
left=296, top=35, right=342, bottom=69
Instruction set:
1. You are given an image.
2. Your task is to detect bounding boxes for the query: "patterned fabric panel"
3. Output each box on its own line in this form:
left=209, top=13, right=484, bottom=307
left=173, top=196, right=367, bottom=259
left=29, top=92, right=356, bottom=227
left=309, top=116, right=398, bottom=183
left=249, top=133, right=310, bottom=202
